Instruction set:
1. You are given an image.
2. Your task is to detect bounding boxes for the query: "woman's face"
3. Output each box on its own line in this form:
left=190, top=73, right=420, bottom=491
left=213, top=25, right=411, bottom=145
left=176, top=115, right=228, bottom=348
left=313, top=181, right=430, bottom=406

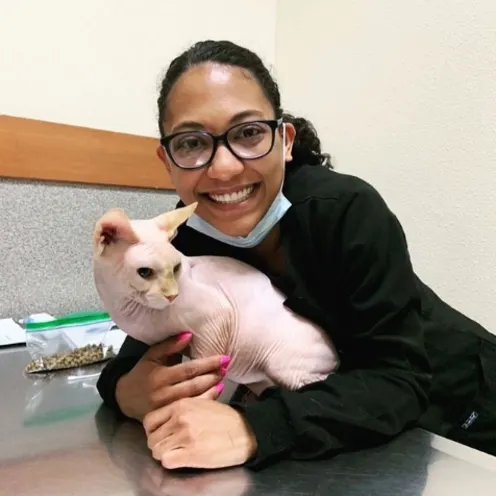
left=156, top=62, right=295, bottom=237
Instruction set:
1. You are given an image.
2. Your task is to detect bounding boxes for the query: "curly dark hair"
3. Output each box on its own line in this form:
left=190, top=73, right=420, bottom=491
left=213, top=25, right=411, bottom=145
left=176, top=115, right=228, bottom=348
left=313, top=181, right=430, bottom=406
left=157, top=40, right=332, bottom=169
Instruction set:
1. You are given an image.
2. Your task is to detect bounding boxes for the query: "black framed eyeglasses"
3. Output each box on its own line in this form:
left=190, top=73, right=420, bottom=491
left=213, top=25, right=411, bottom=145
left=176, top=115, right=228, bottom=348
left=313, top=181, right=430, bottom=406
left=160, top=118, right=283, bottom=170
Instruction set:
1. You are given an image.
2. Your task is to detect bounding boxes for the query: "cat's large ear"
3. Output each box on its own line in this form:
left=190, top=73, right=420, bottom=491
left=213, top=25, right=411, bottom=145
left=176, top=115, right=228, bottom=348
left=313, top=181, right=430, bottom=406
left=154, top=202, right=198, bottom=240
left=93, top=208, right=139, bottom=256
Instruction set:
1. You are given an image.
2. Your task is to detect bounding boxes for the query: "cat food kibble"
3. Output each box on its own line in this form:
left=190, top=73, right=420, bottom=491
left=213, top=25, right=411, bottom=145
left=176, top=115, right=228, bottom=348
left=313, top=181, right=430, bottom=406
left=24, top=344, right=116, bottom=374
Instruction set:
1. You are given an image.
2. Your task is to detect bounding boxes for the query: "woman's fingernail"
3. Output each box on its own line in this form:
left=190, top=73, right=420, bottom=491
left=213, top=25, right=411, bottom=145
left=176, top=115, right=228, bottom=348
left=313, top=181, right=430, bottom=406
left=216, top=383, right=225, bottom=393
left=220, top=355, right=231, bottom=366
left=177, top=331, right=192, bottom=341
left=220, top=366, right=228, bottom=377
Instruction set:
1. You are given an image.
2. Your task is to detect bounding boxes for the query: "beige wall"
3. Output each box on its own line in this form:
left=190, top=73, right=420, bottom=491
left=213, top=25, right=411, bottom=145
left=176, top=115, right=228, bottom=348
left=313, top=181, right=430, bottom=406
left=1, top=0, right=277, bottom=136
left=1, top=1, right=495, bottom=332
left=275, top=0, right=496, bottom=330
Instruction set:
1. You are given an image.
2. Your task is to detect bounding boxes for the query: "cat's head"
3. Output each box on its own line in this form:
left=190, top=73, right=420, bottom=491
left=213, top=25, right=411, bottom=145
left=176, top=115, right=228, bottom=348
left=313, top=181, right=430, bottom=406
left=93, top=203, right=197, bottom=310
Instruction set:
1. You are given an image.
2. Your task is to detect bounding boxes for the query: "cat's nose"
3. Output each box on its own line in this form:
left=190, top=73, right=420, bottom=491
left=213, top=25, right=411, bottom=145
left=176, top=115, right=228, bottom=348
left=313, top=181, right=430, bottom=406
left=166, top=294, right=177, bottom=302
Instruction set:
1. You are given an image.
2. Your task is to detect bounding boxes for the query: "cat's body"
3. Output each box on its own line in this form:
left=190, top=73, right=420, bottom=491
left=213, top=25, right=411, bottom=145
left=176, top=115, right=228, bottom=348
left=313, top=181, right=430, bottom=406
left=93, top=204, right=340, bottom=395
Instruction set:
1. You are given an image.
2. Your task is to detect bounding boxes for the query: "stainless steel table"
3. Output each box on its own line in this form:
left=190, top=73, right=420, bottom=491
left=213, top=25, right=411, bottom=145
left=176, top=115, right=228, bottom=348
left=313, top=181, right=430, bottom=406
left=1, top=346, right=496, bottom=496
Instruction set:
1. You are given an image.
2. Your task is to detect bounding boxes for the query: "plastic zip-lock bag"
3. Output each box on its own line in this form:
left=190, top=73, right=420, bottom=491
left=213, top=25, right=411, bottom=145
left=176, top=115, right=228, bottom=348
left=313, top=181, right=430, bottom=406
left=23, top=311, right=117, bottom=374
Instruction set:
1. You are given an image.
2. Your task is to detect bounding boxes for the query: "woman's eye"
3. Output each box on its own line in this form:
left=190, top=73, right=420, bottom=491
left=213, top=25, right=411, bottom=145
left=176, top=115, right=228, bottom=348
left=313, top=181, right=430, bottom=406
left=231, top=124, right=266, bottom=144
left=240, top=126, right=262, bottom=139
left=137, top=267, right=154, bottom=279
left=180, top=139, right=199, bottom=149
left=176, top=136, right=206, bottom=150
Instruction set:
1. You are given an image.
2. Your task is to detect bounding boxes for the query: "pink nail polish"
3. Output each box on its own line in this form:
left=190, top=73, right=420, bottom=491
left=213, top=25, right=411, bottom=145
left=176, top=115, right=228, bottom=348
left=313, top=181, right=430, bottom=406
left=177, top=331, right=192, bottom=341
left=220, top=366, right=228, bottom=377
left=216, top=383, right=225, bottom=393
left=220, top=355, right=231, bottom=366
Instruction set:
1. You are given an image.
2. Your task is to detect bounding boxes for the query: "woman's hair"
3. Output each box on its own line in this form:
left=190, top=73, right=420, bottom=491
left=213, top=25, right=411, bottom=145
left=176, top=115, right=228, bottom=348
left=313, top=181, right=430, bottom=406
left=157, top=40, right=332, bottom=169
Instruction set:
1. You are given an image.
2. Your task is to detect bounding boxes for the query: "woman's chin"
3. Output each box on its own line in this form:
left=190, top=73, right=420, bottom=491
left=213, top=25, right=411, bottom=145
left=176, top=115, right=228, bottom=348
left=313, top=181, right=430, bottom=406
left=209, top=213, right=261, bottom=238
left=215, top=225, right=253, bottom=238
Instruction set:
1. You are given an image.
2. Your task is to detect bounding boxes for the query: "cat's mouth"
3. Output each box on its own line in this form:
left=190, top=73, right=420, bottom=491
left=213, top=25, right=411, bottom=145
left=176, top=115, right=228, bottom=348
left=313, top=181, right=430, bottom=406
left=201, top=183, right=260, bottom=205
left=141, top=294, right=171, bottom=310
left=130, top=291, right=171, bottom=310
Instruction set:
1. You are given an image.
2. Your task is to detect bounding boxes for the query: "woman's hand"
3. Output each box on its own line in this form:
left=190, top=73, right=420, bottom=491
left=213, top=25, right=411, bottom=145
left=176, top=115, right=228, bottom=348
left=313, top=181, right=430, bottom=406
left=109, top=421, right=251, bottom=496
left=144, top=398, right=258, bottom=469
left=115, top=332, right=228, bottom=421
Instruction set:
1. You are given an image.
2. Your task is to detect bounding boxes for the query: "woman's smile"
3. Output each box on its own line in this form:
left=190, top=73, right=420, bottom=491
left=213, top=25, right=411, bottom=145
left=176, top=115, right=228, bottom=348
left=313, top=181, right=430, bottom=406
left=205, top=184, right=257, bottom=204
left=198, top=182, right=262, bottom=220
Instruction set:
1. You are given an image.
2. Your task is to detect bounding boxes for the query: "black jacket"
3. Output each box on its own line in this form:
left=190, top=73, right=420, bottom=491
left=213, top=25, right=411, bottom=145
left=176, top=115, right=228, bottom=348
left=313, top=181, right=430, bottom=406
left=97, top=164, right=496, bottom=469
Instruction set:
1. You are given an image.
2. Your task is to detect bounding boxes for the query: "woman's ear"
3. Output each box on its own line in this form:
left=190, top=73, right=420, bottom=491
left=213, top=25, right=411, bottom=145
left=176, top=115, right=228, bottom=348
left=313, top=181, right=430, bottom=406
left=156, top=145, right=171, bottom=173
left=282, top=123, right=296, bottom=163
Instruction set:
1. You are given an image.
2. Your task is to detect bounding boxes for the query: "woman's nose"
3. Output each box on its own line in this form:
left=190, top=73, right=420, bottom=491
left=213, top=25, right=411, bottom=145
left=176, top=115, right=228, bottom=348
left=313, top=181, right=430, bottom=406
left=207, top=144, right=244, bottom=181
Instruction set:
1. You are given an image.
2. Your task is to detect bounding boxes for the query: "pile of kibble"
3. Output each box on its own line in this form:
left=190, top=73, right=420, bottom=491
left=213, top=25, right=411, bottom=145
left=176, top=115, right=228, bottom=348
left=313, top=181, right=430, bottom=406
left=24, top=343, right=116, bottom=374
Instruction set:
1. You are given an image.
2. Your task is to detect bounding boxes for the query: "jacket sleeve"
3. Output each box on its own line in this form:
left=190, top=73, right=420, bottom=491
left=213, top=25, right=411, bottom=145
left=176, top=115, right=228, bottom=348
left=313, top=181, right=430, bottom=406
left=231, top=183, right=432, bottom=470
left=96, top=335, right=149, bottom=416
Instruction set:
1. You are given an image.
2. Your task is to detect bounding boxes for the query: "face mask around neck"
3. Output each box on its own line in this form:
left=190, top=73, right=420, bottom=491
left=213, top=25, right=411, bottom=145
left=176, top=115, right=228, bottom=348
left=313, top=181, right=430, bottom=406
left=185, top=126, right=291, bottom=249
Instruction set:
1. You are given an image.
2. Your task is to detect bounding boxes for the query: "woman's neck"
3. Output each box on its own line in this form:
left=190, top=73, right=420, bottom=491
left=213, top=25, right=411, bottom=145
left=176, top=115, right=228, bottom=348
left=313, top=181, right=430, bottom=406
left=248, top=226, right=285, bottom=277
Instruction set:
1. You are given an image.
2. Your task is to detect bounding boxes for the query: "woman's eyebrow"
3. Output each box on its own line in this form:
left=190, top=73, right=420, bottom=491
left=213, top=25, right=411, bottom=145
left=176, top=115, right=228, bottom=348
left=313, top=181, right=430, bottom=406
left=229, top=109, right=265, bottom=124
left=170, top=110, right=266, bottom=134
left=170, top=121, right=204, bottom=133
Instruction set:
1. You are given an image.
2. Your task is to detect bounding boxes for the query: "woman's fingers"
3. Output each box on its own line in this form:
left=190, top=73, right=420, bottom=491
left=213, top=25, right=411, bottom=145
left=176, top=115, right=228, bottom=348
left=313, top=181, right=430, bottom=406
left=198, top=382, right=225, bottom=400
left=167, top=355, right=229, bottom=385
left=146, top=416, right=175, bottom=451
left=143, top=408, right=172, bottom=437
left=144, top=382, right=225, bottom=437
left=144, top=332, right=193, bottom=363
left=150, top=372, right=223, bottom=409
left=148, top=355, right=226, bottom=392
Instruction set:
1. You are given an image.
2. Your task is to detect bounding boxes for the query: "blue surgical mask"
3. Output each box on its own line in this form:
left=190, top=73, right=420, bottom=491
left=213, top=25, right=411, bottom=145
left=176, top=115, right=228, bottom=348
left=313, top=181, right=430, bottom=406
left=186, top=127, right=291, bottom=249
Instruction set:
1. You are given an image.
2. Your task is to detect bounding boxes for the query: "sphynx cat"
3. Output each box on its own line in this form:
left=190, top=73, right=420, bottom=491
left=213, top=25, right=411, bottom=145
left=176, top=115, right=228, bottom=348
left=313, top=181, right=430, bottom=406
left=92, top=203, right=340, bottom=395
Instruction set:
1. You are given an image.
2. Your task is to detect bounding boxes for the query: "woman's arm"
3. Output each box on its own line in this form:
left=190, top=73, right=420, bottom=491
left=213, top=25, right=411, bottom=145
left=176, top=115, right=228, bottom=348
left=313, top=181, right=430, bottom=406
left=97, top=335, right=149, bottom=415
left=231, top=182, right=432, bottom=469
left=97, top=333, right=225, bottom=420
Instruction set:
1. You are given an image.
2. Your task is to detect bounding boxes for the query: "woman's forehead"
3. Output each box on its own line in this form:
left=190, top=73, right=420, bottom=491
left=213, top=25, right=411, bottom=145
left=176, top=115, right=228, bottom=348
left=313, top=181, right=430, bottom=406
left=163, top=63, right=273, bottom=133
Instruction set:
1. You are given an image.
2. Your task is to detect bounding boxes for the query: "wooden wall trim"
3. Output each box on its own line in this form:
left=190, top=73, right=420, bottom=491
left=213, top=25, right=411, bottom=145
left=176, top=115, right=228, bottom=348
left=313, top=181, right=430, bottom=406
left=0, top=115, right=175, bottom=190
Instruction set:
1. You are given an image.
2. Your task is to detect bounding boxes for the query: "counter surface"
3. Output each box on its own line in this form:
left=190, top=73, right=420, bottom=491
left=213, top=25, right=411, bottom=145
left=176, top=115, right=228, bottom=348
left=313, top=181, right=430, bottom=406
left=1, top=346, right=496, bottom=496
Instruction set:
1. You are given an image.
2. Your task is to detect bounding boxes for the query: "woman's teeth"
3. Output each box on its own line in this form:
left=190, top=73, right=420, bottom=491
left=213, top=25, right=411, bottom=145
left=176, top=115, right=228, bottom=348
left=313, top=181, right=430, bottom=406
left=208, top=185, right=255, bottom=204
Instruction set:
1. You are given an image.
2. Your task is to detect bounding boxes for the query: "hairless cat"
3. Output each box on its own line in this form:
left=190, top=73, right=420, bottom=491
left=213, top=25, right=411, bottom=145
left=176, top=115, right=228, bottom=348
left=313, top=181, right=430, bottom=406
left=92, top=203, right=339, bottom=396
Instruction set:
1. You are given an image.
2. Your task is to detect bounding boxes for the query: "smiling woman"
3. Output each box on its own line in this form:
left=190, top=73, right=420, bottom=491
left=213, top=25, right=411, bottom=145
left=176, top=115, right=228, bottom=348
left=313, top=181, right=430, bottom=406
left=157, top=64, right=293, bottom=239
left=97, top=39, right=496, bottom=472
left=153, top=41, right=329, bottom=244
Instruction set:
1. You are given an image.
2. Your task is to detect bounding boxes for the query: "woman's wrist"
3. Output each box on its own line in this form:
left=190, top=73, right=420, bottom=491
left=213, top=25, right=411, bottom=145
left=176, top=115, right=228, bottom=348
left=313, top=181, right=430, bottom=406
left=115, top=373, right=138, bottom=421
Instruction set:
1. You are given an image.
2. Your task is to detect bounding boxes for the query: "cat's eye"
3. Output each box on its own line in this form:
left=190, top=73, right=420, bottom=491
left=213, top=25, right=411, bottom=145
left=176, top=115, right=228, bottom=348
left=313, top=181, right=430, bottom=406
left=174, top=263, right=181, bottom=274
left=137, top=267, right=154, bottom=279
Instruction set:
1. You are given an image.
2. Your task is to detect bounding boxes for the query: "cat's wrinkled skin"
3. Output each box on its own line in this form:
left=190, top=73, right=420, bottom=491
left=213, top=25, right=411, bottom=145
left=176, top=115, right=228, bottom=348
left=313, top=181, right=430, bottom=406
left=92, top=203, right=340, bottom=395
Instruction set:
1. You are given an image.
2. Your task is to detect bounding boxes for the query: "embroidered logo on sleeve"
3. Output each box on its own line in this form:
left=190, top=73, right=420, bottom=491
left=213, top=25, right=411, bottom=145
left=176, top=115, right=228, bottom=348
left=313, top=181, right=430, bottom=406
left=461, top=411, right=479, bottom=430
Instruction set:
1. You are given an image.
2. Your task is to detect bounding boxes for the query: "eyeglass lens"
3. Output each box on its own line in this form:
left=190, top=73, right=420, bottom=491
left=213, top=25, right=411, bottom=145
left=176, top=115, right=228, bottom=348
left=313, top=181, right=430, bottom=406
left=168, top=121, right=274, bottom=168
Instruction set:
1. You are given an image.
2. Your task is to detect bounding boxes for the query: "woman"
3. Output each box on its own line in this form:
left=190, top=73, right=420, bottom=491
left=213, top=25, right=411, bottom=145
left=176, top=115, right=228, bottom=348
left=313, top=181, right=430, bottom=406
left=97, top=40, right=496, bottom=470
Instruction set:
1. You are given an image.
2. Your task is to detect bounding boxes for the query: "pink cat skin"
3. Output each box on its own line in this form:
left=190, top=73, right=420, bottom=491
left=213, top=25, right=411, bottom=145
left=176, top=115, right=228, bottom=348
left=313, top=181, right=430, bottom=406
left=92, top=203, right=340, bottom=394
